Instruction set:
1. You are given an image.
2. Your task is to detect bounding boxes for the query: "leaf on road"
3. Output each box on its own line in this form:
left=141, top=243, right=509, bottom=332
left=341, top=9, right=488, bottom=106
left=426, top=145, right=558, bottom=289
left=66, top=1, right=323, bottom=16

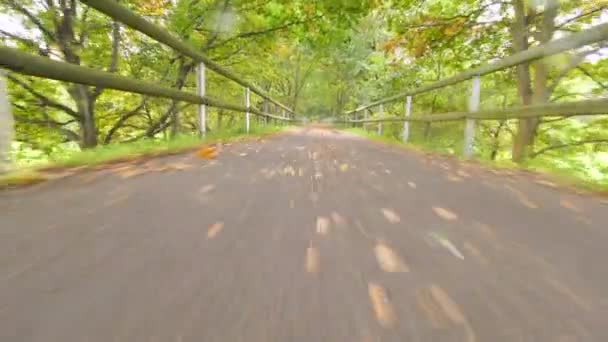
left=457, top=170, right=471, bottom=178
left=196, top=146, right=218, bottom=159
left=446, top=174, right=463, bottom=182
left=199, top=184, right=215, bottom=194
left=306, top=246, right=320, bottom=273
left=560, top=199, right=583, bottom=213
left=165, top=162, right=192, bottom=171
left=381, top=208, right=401, bottom=224
left=316, top=216, right=330, bottom=235
left=535, top=179, right=557, bottom=188
left=283, top=165, right=296, bottom=176
left=339, top=163, right=349, bottom=172
left=118, top=168, right=146, bottom=179
left=368, top=283, right=397, bottom=327
left=432, top=207, right=458, bottom=221
left=207, top=222, right=224, bottom=239
left=331, top=211, right=346, bottom=226
left=375, top=242, right=409, bottom=272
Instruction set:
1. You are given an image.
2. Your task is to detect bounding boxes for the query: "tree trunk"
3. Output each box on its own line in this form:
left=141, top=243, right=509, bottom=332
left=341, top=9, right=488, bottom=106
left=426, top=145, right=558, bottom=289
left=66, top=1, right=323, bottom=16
left=69, top=84, right=98, bottom=148
left=217, top=109, right=224, bottom=130
left=510, top=0, right=534, bottom=162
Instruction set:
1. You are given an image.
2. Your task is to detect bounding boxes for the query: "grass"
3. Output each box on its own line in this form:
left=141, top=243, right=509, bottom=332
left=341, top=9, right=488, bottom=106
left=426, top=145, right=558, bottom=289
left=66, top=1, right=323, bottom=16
left=341, top=126, right=608, bottom=195
left=0, top=123, right=288, bottom=189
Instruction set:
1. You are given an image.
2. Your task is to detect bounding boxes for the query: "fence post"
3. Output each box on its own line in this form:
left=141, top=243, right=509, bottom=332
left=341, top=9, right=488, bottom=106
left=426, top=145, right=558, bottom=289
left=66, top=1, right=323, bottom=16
left=464, top=75, right=480, bottom=158
left=196, top=63, right=206, bottom=137
left=403, top=96, right=412, bottom=142
left=0, top=69, right=13, bottom=173
left=378, top=104, right=384, bottom=135
left=245, top=87, right=250, bottom=133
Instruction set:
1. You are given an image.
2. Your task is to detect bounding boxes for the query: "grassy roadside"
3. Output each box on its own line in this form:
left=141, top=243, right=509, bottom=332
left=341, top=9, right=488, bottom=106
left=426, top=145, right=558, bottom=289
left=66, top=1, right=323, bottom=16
left=1, top=124, right=288, bottom=189
left=341, top=126, right=608, bottom=195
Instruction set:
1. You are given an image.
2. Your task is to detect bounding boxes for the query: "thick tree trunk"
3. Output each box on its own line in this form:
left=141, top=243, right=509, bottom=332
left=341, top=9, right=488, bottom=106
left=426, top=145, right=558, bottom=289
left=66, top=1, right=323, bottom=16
left=510, top=0, right=534, bottom=162
left=511, top=0, right=557, bottom=162
left=69, top=84, right=98, bottom=148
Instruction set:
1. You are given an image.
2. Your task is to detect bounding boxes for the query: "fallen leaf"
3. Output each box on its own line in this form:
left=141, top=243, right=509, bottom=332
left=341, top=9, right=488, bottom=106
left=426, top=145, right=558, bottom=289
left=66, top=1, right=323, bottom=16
left=165, top=162, right=192, bottom=171
left=196, top=146, right=218, bottom=159
left=560, top=199, right=583, bottom=213
left=456, top=170, right=471, bottom=178
left=207, top=222, right=224, bottom=239
left=316, top=216, right=330, bottom=235
left=446, top=174, right=463, bottom=182
left=374, top=242, right=409, bottom=272
left=199, top=184, right=215, bottom=194
left=331, top=211, right=346, bottom=226
left=368, top=283, right=397, bottom=327
left=118, top=169, right=146, bottom=179
left=306, top=246, right=320, bottom=273
left=339, top=163, right=349, bottom=172
left=432, top=207, right=458, bottom=221
left=381, top=208, right=401, bottom=224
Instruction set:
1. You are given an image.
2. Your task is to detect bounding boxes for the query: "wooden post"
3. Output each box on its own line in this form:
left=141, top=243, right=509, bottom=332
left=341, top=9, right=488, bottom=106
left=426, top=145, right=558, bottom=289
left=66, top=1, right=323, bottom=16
left=197, top=62, right=206, bottom=137
left=245, top=87, right=250, bottom=133
left=403, top=96, right=412, bottom=142
left=464, top=75, right=480, bottom=158
left=0, top=69, right=13, bottom=173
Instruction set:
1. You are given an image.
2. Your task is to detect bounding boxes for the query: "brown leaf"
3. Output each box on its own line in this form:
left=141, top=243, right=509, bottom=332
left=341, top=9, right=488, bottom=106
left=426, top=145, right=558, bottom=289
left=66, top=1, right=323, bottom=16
left=196, top=146, right=218, bottom=160
left=560, top=199, right=583, bottom=213
left=207, top=222, right=224, bottom=239
left=381, top=208, right=401, bottom=224
left=432, top=207, right=458, bottom=221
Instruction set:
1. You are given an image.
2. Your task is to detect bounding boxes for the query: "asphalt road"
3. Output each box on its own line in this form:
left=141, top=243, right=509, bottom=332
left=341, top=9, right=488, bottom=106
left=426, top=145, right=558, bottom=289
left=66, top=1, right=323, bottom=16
left=1, top=127, right=608, bottom=342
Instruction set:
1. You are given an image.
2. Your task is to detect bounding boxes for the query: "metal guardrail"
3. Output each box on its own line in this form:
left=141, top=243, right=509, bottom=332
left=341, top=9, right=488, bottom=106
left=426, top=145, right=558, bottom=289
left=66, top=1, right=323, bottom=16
left=343, top=23, right=608, bottom=157
left=0, top=0, right=294, bottom=139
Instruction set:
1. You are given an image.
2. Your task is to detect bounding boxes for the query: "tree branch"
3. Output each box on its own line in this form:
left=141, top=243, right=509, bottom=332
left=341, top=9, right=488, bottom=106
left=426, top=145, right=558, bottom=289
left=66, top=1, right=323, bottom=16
left=577, top=65, right=608, bottom=90
left=6, top=0, right=57, bottom=42
left=556, top=5, right=608, bottom=29
left=0, top=29, right=50, bottom=57
left=14, top=116, right=81, bottom=142
left=532, top=138, right=608, bottom=157
left=203, top=15, right=322, bottom=50
left=92, top=20, right=121, bottom=99
left=103, top=97, right=147, bottom=144
left=7, top=74, right=81, bottom=118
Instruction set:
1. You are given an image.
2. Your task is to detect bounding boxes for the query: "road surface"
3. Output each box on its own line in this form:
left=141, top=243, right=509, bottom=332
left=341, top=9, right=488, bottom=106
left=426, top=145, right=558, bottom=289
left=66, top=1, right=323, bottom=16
left=1, top=127, right=607, bottom=341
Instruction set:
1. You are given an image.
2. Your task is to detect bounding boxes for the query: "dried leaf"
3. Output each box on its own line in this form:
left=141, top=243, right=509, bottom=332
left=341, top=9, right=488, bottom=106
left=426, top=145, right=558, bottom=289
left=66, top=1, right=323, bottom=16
left=331, top=211, right=346, bottom=226
left=375, top=242, right=409, bottom=272
left=207, top=222, right=224, bottom=239
left=316, top=216, right=330, bottom=235
left=368, top=283, right=397, bottom=327
left=381, top=208, right=401, bottom=224
left=560, top=199, right=583, bottom=213
left=339, top=163, right=349, bottom=172
left=196, top=146, right=218, bottom=160
left=432, top=207, right=458, bottom=221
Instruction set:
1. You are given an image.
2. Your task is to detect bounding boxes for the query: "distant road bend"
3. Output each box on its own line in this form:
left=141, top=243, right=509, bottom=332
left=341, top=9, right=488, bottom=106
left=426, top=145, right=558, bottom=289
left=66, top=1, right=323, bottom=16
left=1, top=126, right=608, bottom=341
